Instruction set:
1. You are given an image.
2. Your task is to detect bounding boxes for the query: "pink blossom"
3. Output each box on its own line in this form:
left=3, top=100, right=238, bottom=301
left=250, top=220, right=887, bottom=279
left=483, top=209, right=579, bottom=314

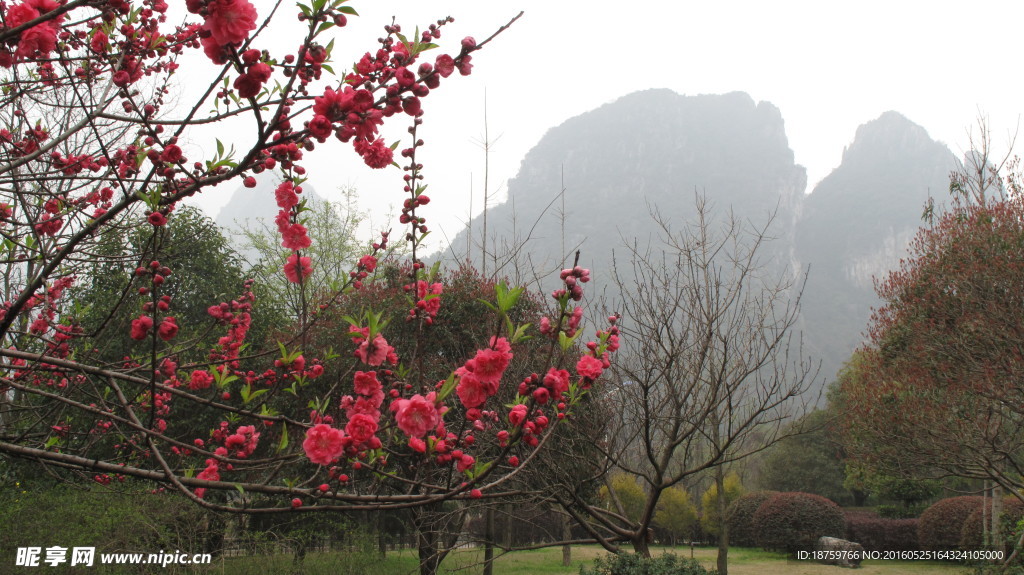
left=275, top=181, right=298, bottom=209
left=391, top=393, right=440, bottom=438
left=344, top=393, right=383, bottom=421
left=345, top=413, right=378, bottom=443
left=307, top=114, right=333, bottom=141
left=200, top=35, right=229, bottom=65
left=456, top=453, right=475, bottom=473
left=455, top=367, right=489, bottom=408
left=303, top=423, right=345, bottom=465
left=280, top=223, right=311, bottom=250
left=157, top=317, right=178, bottom=341
left=509, top=404, right=528, bottom=427
left=355, top=138, right=393, bottom=169
left=225, top=425, right=259, bottom=458
left=353, top=371, right=381, bottom=396
left=283, top=254, right=313, bottom=283
left=203, top=0, right=257, bottom=47
left=160, top=145, right=182, bottom=163
left=358, top=255, right=377, bottom=272
left=576, top=355, right=603, bottom=380
left=435, top=54, right=455, bottom=78
left=355, top=333, right=393, bottom=366
left=189, top=370, right=214, bottom=391
left=469, top=337, right=512, bottom=386
left=130, top=315, right=153, bottom=340
left=543, top=368, right=570, bottom=397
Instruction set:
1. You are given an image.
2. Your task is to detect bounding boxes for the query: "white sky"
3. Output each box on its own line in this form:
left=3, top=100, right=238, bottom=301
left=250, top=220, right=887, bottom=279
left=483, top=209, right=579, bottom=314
left=188, top=0, right=1024, bottom=254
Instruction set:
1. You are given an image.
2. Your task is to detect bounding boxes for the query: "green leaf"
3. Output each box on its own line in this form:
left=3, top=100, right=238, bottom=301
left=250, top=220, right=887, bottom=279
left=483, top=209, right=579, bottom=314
left=510, top=323, right=532, bottom=344
left=465, top=460, right=492, bottom=480
left=558, top=330, right=582, bottom=352
left=436, top=372, right=458, bottom=402
left=244, top=388, right=269, bottom=404
left=277, top=423, right=289, bottom=452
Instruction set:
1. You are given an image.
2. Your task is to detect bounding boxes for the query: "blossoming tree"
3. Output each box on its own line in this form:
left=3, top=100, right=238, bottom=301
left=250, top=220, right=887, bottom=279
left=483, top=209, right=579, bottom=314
left=0, top=2, right=618, bottom=570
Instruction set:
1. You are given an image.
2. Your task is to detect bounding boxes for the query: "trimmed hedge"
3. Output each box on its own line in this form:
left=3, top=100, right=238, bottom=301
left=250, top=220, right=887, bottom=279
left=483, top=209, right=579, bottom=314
left=724, top=491, right=778, bottom=547
left=844, top=509, right=919, bottom=552
left=918, top=496, right=985, bottom=552
left=959, top=497, right=1024, bottom=551
left=753, top=492, right=845, bottom=553
left=876, top=504, right=928, bottom=519
left=579, top=552, right=717, bottom=575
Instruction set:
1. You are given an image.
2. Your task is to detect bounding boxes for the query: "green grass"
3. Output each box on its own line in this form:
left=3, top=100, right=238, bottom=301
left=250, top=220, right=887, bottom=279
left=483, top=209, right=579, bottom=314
left=202, top=545, right=972, bottom=575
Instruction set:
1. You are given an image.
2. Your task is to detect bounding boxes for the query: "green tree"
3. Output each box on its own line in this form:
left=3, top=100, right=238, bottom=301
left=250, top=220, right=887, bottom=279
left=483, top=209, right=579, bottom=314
left=758, top=410, right=851, bottom=504
left=235, top=188, right=378, bottom=321
left=71, top=205, right=280, bottom=364
left=600, top=474, right=647, bottom=525
left=701, top=472, right=744, bottom=537
left=654, top=486, right=698, bottom=546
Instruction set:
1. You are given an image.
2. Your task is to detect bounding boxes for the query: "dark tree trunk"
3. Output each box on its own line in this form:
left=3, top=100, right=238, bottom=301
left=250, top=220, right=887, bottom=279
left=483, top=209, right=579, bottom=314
left=631, top=530, right=651, bottom=557
left=483, top=506, right=495, bottom=575
left=561, top=512, right=573, bottom=566
left=715, top=465, right=729, bottom=575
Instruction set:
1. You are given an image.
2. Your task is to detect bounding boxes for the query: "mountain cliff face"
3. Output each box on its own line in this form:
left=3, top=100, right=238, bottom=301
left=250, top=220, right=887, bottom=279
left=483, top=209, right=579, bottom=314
left=446, top=92, right=960, bottom=388
left=794, top=111, right=959, bottom=380
left=447, top=89, right=806, bottom=278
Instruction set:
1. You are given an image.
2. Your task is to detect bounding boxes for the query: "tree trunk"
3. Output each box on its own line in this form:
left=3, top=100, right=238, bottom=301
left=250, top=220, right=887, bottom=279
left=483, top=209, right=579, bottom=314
left=374, top=511, right=387, bottom=557
left=413, top=507, right=442, bottom=575
left=851, top=489, right=868, bottom=507
left=483, top=506, right=495, bottom=575
left=992, top=484, right=1003, bottom=553
left=631, top=530, right=651, bottom=557
left=715, top=465, right=729, bottom=575
left=561, top=512, right=573, bottom=566
left=417, top=527, right=440, bottom=575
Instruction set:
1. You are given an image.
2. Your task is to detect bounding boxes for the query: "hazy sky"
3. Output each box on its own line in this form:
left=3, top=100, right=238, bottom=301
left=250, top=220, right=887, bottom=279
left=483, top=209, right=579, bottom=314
left=191, top=0, right=1024, bottom=254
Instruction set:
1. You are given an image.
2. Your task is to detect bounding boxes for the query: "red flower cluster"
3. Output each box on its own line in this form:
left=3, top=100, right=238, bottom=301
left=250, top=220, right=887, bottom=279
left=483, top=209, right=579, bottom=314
left=455, top=337, right=512, bottom=409
left=303, top=423, right=345, bottom=465
left=283, top=253, right=313, bottom=283
left=391, top=392, right=443, bottom=438
left=234, top=49, right=271, bottom=98
left=190, top=0, right=258, bottom=64
left=1, top=0, right=64, bottom=65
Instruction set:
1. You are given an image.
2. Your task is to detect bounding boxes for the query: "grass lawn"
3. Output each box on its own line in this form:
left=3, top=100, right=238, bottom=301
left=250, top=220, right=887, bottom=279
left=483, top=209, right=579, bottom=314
left=209, top=545, right=971, bottom=575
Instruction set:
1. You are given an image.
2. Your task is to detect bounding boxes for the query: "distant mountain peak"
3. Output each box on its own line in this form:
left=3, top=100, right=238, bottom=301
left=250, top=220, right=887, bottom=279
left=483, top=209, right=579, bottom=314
left=841, top=111, right=942, bottom=167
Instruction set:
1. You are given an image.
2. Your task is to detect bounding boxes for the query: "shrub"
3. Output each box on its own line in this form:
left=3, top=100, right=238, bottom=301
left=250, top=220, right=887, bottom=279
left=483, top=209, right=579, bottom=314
left=752, top=492, right=845, bottom=553
left=0, top=485, right=221, bottom=571
left=580, top=552, right=717, bottom=575
left=876, top=504, right=928, bottom=519
left=724, top=491, right=778, bottom=547
left=918, top=496, right=985, bottom=551
left=844, top=509, right=919, bottom=551
left=959, top=497, right=1024, bottom=551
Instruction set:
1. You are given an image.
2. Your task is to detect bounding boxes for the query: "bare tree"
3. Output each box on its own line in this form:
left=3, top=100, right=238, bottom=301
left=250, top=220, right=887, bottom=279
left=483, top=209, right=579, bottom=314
left=556, top=193, right=817, bottom=572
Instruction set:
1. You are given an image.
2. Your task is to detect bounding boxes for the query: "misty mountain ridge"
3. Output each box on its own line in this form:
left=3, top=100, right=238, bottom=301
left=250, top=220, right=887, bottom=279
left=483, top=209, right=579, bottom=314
left=442, top=89, right=962, bottom=385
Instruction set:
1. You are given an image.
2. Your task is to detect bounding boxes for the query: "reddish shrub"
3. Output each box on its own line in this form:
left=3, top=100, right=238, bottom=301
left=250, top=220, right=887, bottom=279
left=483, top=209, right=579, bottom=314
left=844, top=509, right=919, bottom=551
left=753, top=492, right=845, bottom=553
left=725, top=491, right=778, bottom=547
left=918, top=496, right=985, bottom=551
left=959, top=497, right=1024, bottom=551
